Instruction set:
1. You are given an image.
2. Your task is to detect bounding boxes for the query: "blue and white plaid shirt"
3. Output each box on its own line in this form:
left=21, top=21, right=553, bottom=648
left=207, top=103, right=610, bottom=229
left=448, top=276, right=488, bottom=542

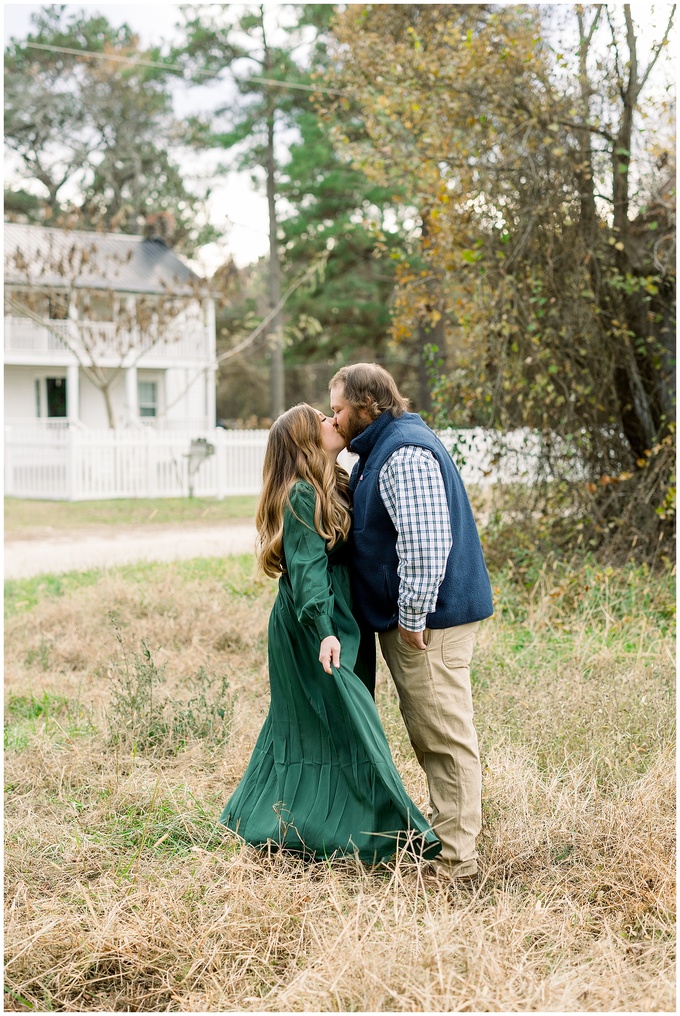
left=378, top=446, right=452, bottom=632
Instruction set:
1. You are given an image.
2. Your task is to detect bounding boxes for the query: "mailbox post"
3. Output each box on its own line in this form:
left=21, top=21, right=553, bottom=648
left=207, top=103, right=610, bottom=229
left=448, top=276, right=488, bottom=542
left=184, top=437, right=215, bottom=497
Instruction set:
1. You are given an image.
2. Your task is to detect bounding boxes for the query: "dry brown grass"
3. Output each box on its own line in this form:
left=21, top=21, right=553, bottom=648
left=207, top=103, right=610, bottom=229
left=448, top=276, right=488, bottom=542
left=4, top=554, right=676, bottom=1011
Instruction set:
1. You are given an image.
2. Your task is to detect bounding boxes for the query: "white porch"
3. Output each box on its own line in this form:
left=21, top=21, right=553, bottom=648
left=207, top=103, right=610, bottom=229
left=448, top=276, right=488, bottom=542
left=4, top=362, right=216, bottom=431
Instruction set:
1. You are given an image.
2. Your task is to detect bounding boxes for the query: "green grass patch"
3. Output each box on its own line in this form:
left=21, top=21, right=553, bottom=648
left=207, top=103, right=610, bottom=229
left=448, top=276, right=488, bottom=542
left=4, top=495, right=258, bottom=534
left=4, top=554, right=259, bottom=619
left=5, top=690, right=71, bottom=721
left=4, top=691, right=96, bottom=751
left=93, top=792, right=227, bottom=860
left=493, top=554, right=675, bottom=629
left=5, top=569, right=105, bottom=618
left=475, top=556, right=675, bottom=782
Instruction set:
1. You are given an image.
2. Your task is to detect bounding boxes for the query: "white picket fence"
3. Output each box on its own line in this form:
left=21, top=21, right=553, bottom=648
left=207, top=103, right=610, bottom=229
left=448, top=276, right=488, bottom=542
left=4, top=424, right=270, bottom=500
left=4, top=423, right=544, bottom=501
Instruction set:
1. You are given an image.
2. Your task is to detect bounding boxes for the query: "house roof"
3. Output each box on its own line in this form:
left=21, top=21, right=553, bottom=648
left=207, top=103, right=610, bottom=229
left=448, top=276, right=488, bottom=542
left=4, top=223, right=201, bottom=296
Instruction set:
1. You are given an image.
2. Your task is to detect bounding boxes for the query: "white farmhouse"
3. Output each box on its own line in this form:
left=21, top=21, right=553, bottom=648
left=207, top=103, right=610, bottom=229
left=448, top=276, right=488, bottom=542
left=4, top=223, right=217, bottom=430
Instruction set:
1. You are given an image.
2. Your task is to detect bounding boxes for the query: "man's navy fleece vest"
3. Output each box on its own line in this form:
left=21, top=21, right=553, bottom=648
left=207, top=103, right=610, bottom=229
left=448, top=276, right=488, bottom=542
left=348, top=411, right=493, bottom=632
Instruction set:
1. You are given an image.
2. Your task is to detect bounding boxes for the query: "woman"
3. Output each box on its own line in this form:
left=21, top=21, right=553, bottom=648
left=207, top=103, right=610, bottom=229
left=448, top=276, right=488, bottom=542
left=219, top=404, right=441, bottom=864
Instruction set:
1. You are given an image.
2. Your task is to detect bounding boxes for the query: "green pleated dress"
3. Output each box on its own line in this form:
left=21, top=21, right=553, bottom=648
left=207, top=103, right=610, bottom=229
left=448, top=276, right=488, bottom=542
left=220, top=481, right=441, bottom=864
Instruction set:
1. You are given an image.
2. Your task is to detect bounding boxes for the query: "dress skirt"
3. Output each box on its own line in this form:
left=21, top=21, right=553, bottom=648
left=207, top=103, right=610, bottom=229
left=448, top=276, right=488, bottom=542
left=219, top=481, right=441, bottom=864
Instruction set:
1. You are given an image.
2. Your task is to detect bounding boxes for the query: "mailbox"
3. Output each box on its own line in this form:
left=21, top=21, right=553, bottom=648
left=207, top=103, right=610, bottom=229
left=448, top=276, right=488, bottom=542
left=185, top=437, right=215, bottom=497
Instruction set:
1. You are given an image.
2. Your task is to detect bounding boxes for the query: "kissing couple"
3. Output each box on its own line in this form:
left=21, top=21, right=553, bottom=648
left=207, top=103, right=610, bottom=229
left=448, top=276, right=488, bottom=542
left=220, top=363, right=493, bottom=881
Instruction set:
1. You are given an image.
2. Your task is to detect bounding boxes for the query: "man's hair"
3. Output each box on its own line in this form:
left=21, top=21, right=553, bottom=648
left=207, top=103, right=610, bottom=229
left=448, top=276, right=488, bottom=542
left=329, top=363, right=410, bottom=419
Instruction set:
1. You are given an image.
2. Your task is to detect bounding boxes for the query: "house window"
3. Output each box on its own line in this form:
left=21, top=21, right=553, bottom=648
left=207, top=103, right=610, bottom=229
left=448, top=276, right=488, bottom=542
left=7, top=291, right=46, bottom=317
left=45, top=377, right=67, bottom=417
left=138, top=381, right=158, bottom=418
left=48, top=294, right=69, bottom=320
left=35, top=378, right=41, bottom=417
left=79, top=291, right=114, bottom=322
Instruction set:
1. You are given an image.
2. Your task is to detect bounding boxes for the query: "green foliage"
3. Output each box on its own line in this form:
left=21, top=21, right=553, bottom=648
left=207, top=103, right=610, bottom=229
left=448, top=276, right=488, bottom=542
left=178, top=6, right=315, bottom=183
left=105, top=624, right=234, bottom=756
left=181, top=5, right=418, bottom=417
left=4, top=7, right=211, bottom=249
left=4, top=187, right=40, bottom=214
left=178, top=4, right=330, bottom=416
left=279, top=110, right=400, bottom=363
left=330, top=4, right=676, bottom=558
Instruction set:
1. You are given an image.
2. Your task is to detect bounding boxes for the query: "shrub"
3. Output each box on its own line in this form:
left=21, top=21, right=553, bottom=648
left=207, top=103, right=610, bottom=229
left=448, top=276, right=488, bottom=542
left=105, top=622, right=233, bottom=756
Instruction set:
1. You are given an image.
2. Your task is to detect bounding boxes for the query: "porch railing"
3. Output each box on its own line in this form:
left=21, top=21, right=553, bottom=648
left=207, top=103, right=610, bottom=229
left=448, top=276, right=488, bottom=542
left=4, top=316, right=211, bottom=362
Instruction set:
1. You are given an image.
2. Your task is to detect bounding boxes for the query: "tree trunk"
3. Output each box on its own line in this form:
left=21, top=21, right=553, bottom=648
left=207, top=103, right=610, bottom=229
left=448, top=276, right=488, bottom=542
left=266, top=116, right=285, bottom=420
left=575, top=7, right=600, bottom=250
left=417, top=210, right=443, bottom=415
left=610, top=7, right=658, bottom=456
left=101, top=381, right=117, bottom=429
left=262, top=10, right=285, bottom=420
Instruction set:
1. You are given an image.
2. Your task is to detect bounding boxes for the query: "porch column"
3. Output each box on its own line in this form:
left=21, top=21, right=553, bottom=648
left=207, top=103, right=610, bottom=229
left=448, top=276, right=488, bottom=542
left=206, top=368, right=217, bottom=427
left=205, top=298, right=217, bottom=428
left=204, top=297, right=216, bottom=359
left=66, top=364, right=80, bottom=423
left=126, top=365, right=138, bottom=424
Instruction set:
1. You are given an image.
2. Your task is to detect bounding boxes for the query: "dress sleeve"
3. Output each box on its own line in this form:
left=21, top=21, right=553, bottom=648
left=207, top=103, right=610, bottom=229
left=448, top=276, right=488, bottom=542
left=283, top=482, right=336, bottom=642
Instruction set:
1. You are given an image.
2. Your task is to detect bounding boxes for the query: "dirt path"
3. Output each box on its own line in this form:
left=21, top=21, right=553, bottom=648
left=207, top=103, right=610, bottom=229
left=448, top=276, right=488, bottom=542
left=4, top=522, right=258, bottom=580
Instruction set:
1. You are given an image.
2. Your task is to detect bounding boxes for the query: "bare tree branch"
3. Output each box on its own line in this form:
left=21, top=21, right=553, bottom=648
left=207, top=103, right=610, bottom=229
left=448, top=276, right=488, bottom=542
left=556, top=119, right=615, bottom=142
left=158, top=253, right=330, bottom=421
left=624, top=5, right=639, bottom=103
left=637, top=4, right=676, bottom=96
left=583, top=4, right=603, bottom=49
left=216, top=253, right=329, bottom=366
left=7, top=296, right=117, bottom=395
left=606, top=6, right=625, bottom=98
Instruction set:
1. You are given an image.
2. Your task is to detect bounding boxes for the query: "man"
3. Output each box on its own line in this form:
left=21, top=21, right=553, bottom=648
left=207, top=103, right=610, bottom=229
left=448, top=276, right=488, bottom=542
left=329, top=363, right=493, bottom=880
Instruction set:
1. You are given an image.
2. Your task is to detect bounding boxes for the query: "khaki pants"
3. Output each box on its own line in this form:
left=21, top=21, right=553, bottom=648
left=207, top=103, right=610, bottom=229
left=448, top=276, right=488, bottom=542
left=379, top=622, right=481, bottom=875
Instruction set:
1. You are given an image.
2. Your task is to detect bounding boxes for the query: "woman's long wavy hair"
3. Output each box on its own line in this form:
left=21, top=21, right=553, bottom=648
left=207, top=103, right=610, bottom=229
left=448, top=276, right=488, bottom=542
left=256, top=404, right=351, bottom=578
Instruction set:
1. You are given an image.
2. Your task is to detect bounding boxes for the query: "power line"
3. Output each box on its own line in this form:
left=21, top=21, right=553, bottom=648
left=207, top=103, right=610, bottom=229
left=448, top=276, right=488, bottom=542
left=225, top=217, right=269, bottom=235
left=23, top=42, right=346, bottom=96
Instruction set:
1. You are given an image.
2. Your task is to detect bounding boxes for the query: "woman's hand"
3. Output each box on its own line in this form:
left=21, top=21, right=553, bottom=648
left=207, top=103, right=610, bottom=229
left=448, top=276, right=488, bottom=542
left=319, top=635, right=341, bottom=674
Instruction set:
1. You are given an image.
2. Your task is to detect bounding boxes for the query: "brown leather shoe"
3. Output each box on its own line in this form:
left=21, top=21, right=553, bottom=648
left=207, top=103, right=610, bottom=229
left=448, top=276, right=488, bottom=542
left=429, top=860, right=478, bottom=879
left=423, top=862, right=482, bottom=890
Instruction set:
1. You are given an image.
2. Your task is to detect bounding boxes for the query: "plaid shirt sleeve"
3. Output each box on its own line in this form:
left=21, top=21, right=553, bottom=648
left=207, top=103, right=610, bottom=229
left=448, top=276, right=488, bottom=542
left=378, top=446, right=452, bottom=632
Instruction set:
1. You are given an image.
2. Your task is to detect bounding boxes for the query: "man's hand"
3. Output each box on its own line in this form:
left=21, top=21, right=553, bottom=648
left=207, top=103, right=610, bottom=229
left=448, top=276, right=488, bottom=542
left=398, top=625, right=428, bottom=650
left=319, top=635, right=341, bottom=674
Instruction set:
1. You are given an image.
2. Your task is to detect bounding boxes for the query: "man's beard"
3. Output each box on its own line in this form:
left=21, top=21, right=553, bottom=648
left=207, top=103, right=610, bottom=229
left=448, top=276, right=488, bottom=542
left=339, top=407, right=372, bottom=445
